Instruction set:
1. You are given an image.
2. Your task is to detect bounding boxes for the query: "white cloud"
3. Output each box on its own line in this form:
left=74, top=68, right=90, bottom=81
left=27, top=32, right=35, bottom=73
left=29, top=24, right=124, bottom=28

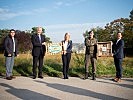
left=45, top=23, right=106, bottom=43
left=0, top=8, right=18, bottom=20
left=33, top=8, right=49, bottom=13
left=54, top=0, right=87, bottom=8
left=55, top=1, right=63, bottom=6
left=0, top=7, right=49, bottom=20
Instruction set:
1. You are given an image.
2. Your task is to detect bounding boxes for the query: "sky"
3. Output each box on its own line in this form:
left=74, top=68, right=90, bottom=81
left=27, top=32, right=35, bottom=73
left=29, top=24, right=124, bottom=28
left=0, top=0, right=133, bottom=43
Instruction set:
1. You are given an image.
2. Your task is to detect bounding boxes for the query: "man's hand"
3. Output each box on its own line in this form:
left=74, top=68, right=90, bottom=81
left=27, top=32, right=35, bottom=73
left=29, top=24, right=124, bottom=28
left=62, top=51, right=67, bottom=55
left=42, top=42, right=46, bottom=45
left=63, top=51, right=67, bottom=55
left=8, top=54, right=11, bottom=56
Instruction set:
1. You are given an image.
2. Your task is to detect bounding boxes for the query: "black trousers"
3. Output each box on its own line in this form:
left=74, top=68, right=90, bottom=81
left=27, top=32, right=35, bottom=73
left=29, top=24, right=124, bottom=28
left=33, top=54, right=44, bottom=77
left=114, top=56, right=123, bottom=78
left=62, top=53, right=71, bottom=78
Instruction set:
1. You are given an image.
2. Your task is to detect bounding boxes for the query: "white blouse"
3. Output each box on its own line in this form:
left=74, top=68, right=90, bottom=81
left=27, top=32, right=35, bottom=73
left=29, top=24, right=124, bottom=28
left=63, top=41, right=68, bottom=51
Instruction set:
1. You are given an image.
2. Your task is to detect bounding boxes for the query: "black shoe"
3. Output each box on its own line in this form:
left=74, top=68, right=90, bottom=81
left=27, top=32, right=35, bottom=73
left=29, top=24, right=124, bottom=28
left=66, top=76, right=69, bottom=79
left=92, top=73, right=96, bottom=80
left=38, top=76, right=43, bottom=79
left=63, top=76, right=68, bottom=79
left=84, top=72, right=88, bottom=79
left=6, top=77, right=12, bottom=80
left=33, top=76, right=36, bottom=79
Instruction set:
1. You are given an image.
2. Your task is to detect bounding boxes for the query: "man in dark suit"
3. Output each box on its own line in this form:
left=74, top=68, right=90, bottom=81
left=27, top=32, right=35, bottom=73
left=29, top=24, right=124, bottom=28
left=31, top=27, right=46, bottom=79
left=112, top=32, right=124, bottom=82
left=4, top=29, right=18, bottom=80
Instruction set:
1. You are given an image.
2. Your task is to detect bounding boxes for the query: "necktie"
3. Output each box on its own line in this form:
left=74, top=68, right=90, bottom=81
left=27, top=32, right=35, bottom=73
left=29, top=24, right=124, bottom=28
left=39, top=35, right=41, bottom=43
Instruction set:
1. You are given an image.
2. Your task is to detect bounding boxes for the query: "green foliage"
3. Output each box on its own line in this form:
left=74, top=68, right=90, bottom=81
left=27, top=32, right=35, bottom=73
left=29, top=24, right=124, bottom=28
left=129, top=9, right=133, bottom=20
left=43, top=65, right=62, bottom=77
left=73, top=53, right=84, bottom=67
left=0, top=53, right=133, bottom=78
left=83, top=10, right=133, bottom=48
left=13, top=58, right=32, bottom=76
left=31, top=27, right=45, bottom=34
left=31, top=27, right=52, bottom=43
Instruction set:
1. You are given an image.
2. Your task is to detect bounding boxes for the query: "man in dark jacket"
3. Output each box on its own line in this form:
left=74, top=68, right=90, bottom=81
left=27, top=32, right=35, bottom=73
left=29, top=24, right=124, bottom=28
left=31, top=27, right=46, bottom=79
left=112, top=32, right=124, bottom=82
left=4, top=29, right=18, bottom=80
left=84, top=31, right=97, bottom=80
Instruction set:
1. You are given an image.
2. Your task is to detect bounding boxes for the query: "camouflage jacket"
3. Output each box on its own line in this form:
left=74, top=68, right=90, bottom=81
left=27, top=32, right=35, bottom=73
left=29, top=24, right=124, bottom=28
left=85, top=37, right=97, bottom=54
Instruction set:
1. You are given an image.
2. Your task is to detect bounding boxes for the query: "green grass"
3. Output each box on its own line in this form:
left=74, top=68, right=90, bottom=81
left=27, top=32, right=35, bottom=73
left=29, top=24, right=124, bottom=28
left=0, top=54, right=133, bottom=78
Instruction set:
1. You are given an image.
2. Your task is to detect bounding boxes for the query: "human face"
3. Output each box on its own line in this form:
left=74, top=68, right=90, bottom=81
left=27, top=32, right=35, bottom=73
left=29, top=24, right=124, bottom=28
left=10, top=31, right=15, bottom=37
left=37, top=27, right=42, bottom=35
left=89, top=31, right=94, bottom=38
left=65, top=34, right=70, bottom=41
left=117, top=32, right=122, bottom=39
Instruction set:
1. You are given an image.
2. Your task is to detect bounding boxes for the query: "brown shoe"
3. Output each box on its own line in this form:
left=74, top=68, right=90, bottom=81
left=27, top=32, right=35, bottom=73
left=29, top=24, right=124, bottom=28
left=10, top=76, right=16, bottom=79
left=113, top=77, right=118, bottom=82
left=116, top=78, right=121, bottom=82
left=6, top=77, right=12, bottom=80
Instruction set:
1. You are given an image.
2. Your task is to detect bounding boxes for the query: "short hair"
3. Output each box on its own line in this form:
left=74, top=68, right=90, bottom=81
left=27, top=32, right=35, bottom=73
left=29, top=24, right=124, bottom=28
left=88, top=31, right=93, bottom=34
left=37, top=27, right=42, bottom=30
left=10, top=29, right=15, bottom=33
left=117, top=32, right=122, bottom=34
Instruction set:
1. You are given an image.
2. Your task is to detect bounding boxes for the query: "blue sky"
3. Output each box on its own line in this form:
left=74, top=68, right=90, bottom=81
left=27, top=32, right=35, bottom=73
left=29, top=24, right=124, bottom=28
left=0, top=0, right=133, bottom=43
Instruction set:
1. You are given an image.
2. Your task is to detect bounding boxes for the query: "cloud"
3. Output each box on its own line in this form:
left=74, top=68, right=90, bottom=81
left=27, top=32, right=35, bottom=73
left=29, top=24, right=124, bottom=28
left=54, top=0, right=87, bottom=8
left=45, top=23, right=106, bottom=43
left=33, top=8, right=49, bottom=13
left=0, top=8, right=18, bottom=20
left=55, top=1, right=63, bottom=6
left=0, top=7, right=49, bottom=20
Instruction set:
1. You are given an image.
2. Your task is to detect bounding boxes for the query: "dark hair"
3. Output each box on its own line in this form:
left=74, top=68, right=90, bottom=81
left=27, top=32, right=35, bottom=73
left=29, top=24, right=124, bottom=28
left=117, top=32, right=122, bottom=34
left=9, top=29, right=16, bottom=38
left=88, top=31, right=93, bottom=34
left=10, top=29, right=15, bottom=33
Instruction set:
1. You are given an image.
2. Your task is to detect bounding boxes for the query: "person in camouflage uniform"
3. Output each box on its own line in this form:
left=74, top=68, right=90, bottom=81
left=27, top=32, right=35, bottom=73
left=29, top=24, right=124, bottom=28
left=84, top=31, right=97, bottom=80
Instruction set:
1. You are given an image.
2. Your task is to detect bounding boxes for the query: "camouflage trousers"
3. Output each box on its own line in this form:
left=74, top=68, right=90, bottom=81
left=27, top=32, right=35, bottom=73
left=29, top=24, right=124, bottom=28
left=85, top=54, right=97, bottom=74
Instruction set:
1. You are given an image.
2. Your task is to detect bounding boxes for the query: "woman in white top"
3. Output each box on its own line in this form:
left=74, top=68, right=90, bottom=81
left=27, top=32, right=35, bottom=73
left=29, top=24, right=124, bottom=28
left=61, top=33, right=72, bottom=79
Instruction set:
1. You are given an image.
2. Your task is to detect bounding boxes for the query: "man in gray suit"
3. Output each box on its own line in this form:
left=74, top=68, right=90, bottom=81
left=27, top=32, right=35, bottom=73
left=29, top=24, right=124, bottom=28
left=84, top=31, right=97, bottom=80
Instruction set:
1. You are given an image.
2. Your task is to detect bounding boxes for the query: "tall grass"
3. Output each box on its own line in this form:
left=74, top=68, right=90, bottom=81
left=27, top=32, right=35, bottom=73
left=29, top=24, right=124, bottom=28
left=0, top=54, right=133, bottom=78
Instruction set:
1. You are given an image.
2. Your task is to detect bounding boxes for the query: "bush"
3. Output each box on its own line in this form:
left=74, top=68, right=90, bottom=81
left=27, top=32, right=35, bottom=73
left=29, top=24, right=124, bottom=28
left=0, top=54, right=133, bottom=78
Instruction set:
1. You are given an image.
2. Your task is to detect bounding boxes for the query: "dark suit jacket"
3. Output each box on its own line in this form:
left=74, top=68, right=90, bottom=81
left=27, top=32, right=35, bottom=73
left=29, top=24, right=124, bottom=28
left=112, top=39, right=124, bottom=59
left=62, top=40, right=72, bottom=53
left=4, top=35, right=18, bottom=57
left=31, top=34, right=46, bottom=57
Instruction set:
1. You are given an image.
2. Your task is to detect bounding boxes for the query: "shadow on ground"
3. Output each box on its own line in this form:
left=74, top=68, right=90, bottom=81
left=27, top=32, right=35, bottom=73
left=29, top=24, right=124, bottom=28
left=34, top=80, right=126, bottom=100
left=0, top=83, right=59, bottom=100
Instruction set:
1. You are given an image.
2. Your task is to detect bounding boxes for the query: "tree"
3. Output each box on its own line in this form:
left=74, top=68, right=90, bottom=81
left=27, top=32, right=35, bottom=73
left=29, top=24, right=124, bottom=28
left=82, top=9, right=133, bottom=48
left=31, top=27, right=45, bottom=34
left=83, top=27, right=110, bottom=42
left=0, top=29, right=9, bottom=53
left=129, top=9, right=133, bottom=20
left=15, top=30, right=32, bottom=53
left=31, top=27, right=52, bottom=43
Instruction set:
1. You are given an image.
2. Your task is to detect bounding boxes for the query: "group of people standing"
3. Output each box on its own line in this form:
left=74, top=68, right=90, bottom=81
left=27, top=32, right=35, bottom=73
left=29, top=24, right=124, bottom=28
left=3, top=27, right=124, bottom=82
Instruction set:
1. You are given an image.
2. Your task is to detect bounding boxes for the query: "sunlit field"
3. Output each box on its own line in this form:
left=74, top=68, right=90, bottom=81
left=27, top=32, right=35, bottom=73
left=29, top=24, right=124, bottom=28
left=0, top=53, right=133, bottom=78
